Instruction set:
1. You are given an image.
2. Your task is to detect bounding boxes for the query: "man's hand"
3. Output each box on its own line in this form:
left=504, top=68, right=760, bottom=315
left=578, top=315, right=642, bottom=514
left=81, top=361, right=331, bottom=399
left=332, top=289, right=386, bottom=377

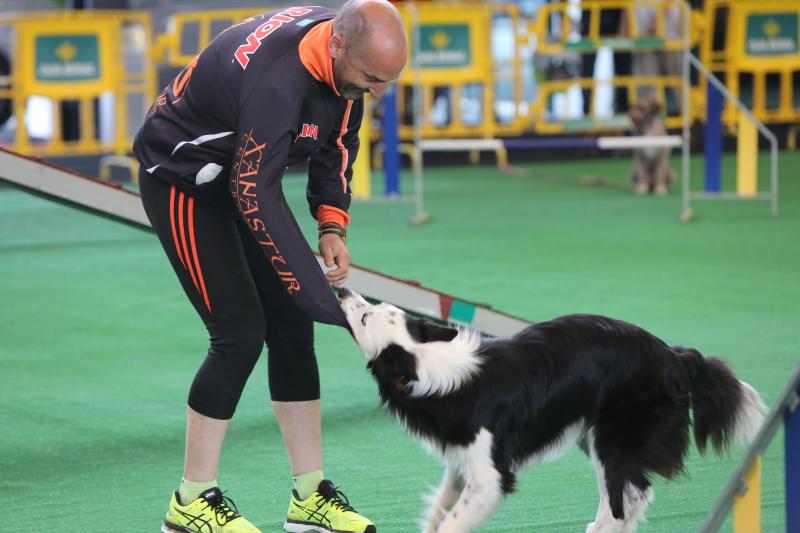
left=319, top=233, right=351, bottom=285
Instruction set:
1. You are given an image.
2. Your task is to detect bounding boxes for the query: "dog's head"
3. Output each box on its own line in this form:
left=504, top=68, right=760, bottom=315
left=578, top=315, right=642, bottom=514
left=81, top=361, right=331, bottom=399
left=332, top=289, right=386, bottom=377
left=629, top=97, right=662, bottom=133
left=338, top=287, right=458, bottom=360
left=338, top=288, right=482, bottom=397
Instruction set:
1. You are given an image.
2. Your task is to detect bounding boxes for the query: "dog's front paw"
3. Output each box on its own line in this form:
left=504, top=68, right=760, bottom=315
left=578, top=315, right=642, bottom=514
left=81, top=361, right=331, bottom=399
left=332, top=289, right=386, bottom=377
left=434, top=519, right=462, bottom=533
left=586, top=520, right=624, bottom=533
left=420, top=517, right=440, bottom=533
left=420, top=506, right=444, bottom=533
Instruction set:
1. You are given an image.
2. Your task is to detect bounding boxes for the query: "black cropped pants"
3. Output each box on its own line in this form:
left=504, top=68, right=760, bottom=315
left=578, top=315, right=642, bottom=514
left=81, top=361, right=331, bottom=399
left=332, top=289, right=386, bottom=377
left=139, top=171, right=320, bottom=419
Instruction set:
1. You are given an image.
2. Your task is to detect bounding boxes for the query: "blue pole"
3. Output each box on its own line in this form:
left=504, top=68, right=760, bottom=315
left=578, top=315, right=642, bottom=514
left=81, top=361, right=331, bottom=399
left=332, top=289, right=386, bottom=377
left=383, top=84, right=400, bottom=196
left=786, top=385, right=800, bottom=533
left=705, top=80, right=723, bottom=193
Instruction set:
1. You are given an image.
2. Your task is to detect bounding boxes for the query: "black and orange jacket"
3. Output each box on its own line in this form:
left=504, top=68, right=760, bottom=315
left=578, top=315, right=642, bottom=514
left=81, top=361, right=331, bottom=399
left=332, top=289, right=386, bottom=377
left=133, top=6, right=362, bottom=327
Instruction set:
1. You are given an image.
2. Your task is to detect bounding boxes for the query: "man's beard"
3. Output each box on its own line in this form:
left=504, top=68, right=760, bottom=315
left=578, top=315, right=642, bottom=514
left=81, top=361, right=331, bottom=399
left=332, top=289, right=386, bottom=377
left=339, top=83, right=367, bottom=100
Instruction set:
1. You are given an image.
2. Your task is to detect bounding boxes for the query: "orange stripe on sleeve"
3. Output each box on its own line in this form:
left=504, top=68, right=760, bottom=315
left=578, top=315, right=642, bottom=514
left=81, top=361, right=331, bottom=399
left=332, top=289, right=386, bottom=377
left=336, top=100, right=353, bottom=193
left=187, top=197, right=212, bottom=314
left=177, top=192, right=199, bottom=291
left=317, top=204, right=351, bottom=228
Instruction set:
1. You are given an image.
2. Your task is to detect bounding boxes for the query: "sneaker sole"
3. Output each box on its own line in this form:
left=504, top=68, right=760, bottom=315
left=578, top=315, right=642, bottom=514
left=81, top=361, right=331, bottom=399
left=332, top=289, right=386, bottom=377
left=284, top=522, right=330, bottom=533
left=161, top=523, right=191, bottom=533
left=283, top=520, right=376, bottom=533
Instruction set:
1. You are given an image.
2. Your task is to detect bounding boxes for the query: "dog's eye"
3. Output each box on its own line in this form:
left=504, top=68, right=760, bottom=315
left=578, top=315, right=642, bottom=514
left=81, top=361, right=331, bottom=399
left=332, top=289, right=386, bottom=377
left=361, top=313, right=369, bottom=326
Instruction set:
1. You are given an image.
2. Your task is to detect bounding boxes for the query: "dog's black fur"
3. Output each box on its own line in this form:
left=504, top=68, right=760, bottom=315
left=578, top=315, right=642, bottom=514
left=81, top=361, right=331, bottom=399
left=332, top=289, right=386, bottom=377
left=340, top=289, right=763, bottom=531
left=370, top=314, right=755, bottom=519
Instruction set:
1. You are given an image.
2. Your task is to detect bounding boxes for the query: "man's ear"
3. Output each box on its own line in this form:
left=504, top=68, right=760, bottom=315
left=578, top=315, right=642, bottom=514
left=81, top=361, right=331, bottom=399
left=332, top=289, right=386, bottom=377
left=406, top=317, right=459, bottom=343
left=329, top=33, right=345, bottom=59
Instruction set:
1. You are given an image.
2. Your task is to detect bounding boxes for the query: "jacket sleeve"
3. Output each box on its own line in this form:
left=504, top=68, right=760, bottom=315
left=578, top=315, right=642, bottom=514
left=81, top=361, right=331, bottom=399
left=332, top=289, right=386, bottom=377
left=231, top=88, right=348, bottom=328
left=306, top=98, right=364, bottom=228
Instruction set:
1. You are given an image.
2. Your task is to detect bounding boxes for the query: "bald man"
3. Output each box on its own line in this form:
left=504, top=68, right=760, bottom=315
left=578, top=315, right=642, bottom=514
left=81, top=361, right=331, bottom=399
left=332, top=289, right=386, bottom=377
left=133, top=1, right=407, bottom=532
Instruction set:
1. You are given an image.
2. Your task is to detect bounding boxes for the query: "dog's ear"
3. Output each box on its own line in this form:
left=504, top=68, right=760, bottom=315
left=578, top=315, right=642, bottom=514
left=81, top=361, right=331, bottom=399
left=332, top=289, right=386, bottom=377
left=367, top=343, right=418, bottom=392
left=629, top=103, right=642, bottom=121
left=406, top=317, right=459, bottom=343
left=648, top=98, right=662, bottom=116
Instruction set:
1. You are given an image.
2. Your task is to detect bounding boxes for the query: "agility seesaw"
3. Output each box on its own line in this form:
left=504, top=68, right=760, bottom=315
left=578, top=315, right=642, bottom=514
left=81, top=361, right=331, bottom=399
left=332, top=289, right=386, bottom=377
left=0, top=146, right=530, bottom=336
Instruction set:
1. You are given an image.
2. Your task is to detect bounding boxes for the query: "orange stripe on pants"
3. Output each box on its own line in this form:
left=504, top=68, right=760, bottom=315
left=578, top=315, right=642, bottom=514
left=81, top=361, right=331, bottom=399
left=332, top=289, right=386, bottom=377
left=187, top=197, right=212, bottom=313
left=169, top=186, right=186, bottom=269
left=177, top=192, right=199, bottom=291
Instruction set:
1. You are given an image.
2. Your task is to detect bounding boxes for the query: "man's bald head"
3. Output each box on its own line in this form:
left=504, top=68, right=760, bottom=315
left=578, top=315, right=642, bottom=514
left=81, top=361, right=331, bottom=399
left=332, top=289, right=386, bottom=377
left=330, top=0, right=408, bottom=99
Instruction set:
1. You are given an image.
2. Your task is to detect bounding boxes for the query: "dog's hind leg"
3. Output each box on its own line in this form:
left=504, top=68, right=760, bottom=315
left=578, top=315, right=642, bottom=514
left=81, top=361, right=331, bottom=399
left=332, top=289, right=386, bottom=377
left=586, top=444, right=624, bottom=533
left=421, top=468, right=465, bottom=533
left=621, top=485, right=653, bottom=533
left=586, top=435, right=654, bottom=533
left=434, top=430, right=506, bottom=533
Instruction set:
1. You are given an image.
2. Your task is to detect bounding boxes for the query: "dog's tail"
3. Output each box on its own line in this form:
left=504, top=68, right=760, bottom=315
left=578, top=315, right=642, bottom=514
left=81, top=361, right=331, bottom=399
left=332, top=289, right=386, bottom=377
left=673, top=346, right=766, bottom=455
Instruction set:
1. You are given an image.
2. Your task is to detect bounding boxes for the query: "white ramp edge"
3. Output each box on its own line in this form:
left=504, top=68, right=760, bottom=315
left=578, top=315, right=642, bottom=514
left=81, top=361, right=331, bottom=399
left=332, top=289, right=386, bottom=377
left=0, top=147, right=531, bottom=336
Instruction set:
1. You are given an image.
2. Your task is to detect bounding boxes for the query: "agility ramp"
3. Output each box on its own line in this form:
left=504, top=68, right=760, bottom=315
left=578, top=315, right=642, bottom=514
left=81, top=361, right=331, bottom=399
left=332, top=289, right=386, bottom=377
left=0, top=146, right=530, bottom=336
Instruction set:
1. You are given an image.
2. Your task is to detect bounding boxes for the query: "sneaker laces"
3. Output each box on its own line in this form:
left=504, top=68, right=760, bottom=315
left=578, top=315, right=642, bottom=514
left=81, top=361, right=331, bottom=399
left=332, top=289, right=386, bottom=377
left=316, top=480, right=356, bottom=513
left=201, top=489, right=241, bottom=525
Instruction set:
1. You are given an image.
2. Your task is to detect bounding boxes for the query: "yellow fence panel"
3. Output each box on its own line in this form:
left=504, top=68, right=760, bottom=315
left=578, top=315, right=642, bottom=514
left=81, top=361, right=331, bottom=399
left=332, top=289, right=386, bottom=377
left=702, top=0, right=800, bottom=128
left=532, top=0, right=698, bottom=55
left=396, top=2, right=528, bottom=140
left=0, top=10, right=155, bottom=157
left=530, top=0, right=697, bottom=134
left=156, top=8, right=261, bottom=67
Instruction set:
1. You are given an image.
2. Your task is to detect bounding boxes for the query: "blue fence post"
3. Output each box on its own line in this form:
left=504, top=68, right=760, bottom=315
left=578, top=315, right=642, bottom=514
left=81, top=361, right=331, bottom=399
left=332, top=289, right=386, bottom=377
left=383, top=84, right=400, bottom=197
left=786, top=385, right=800, bottom=533
left=705, top=81, right=723, bottom=193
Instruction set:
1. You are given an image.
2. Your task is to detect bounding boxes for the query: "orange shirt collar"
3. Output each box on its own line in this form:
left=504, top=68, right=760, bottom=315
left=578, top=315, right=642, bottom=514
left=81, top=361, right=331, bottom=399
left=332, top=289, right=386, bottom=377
left=299, top=20, right=340, bottom=96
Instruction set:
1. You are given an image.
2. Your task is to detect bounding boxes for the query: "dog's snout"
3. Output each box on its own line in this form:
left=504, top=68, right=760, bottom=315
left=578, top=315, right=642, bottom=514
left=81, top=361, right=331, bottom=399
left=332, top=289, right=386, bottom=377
left=338, top=287, right=352, bottom=300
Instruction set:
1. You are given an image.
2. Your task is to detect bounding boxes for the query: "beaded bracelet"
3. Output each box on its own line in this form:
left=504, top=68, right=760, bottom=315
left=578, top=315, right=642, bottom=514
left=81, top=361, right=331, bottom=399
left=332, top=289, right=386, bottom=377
left=319, top=222, right=347, bottom=242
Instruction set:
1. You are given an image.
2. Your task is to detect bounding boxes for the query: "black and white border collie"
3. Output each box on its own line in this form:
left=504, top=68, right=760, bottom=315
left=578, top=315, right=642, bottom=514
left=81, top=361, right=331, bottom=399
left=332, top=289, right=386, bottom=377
left=338, top=289, right=765, bottom=533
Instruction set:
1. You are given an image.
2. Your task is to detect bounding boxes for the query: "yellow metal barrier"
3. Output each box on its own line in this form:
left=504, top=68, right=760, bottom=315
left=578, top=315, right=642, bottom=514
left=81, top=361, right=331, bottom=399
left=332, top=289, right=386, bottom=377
left=532, top=75, right=685, bottom=133
left=530, top=0, right=698, bottom=134
left=532, top=0, right=698, bottom=55
left=701, top=0, right=800, bottom=128
left=0, top=10, right=155, bottom=157
left=396, top=2, right=529, bottom=140
left=155, top=8, right=260, bottom=66
left=351, top=95, right=372, bottom=199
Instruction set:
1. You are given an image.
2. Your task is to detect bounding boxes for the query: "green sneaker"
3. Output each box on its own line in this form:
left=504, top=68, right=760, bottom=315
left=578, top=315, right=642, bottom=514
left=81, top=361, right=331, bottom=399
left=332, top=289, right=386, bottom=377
left=162, top=487, right=261, bottom=533
left=283, top=479, right=376, bottom=533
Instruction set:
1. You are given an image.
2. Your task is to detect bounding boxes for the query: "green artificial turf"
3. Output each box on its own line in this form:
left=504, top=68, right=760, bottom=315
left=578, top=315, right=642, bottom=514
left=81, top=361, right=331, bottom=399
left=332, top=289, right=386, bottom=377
left=0, top=150, right=797, bottom=532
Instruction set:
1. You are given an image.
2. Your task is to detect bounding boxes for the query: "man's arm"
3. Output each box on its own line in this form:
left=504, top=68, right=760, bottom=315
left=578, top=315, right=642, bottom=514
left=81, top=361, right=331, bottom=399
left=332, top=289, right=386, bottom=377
left=307, top=99, right=363, bottom=285
left=232, top=90, right=349, bottom=327
left=307, top=98, right=364, bottom=227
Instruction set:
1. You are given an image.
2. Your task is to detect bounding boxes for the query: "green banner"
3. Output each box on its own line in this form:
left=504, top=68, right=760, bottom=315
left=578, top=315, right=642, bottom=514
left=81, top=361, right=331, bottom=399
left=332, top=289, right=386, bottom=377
left=565, top=37, right=665, bottom=51
left=418, top=24, right=471, bottom=68
left=746, top=14, right=798, bottom=55
left=35, top=35, right=100, bottom=82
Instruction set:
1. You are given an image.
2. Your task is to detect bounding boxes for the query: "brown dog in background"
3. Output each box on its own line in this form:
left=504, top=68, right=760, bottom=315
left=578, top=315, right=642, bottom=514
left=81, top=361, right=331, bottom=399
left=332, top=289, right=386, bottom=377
left=629, top=97, right=674, bottom=195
